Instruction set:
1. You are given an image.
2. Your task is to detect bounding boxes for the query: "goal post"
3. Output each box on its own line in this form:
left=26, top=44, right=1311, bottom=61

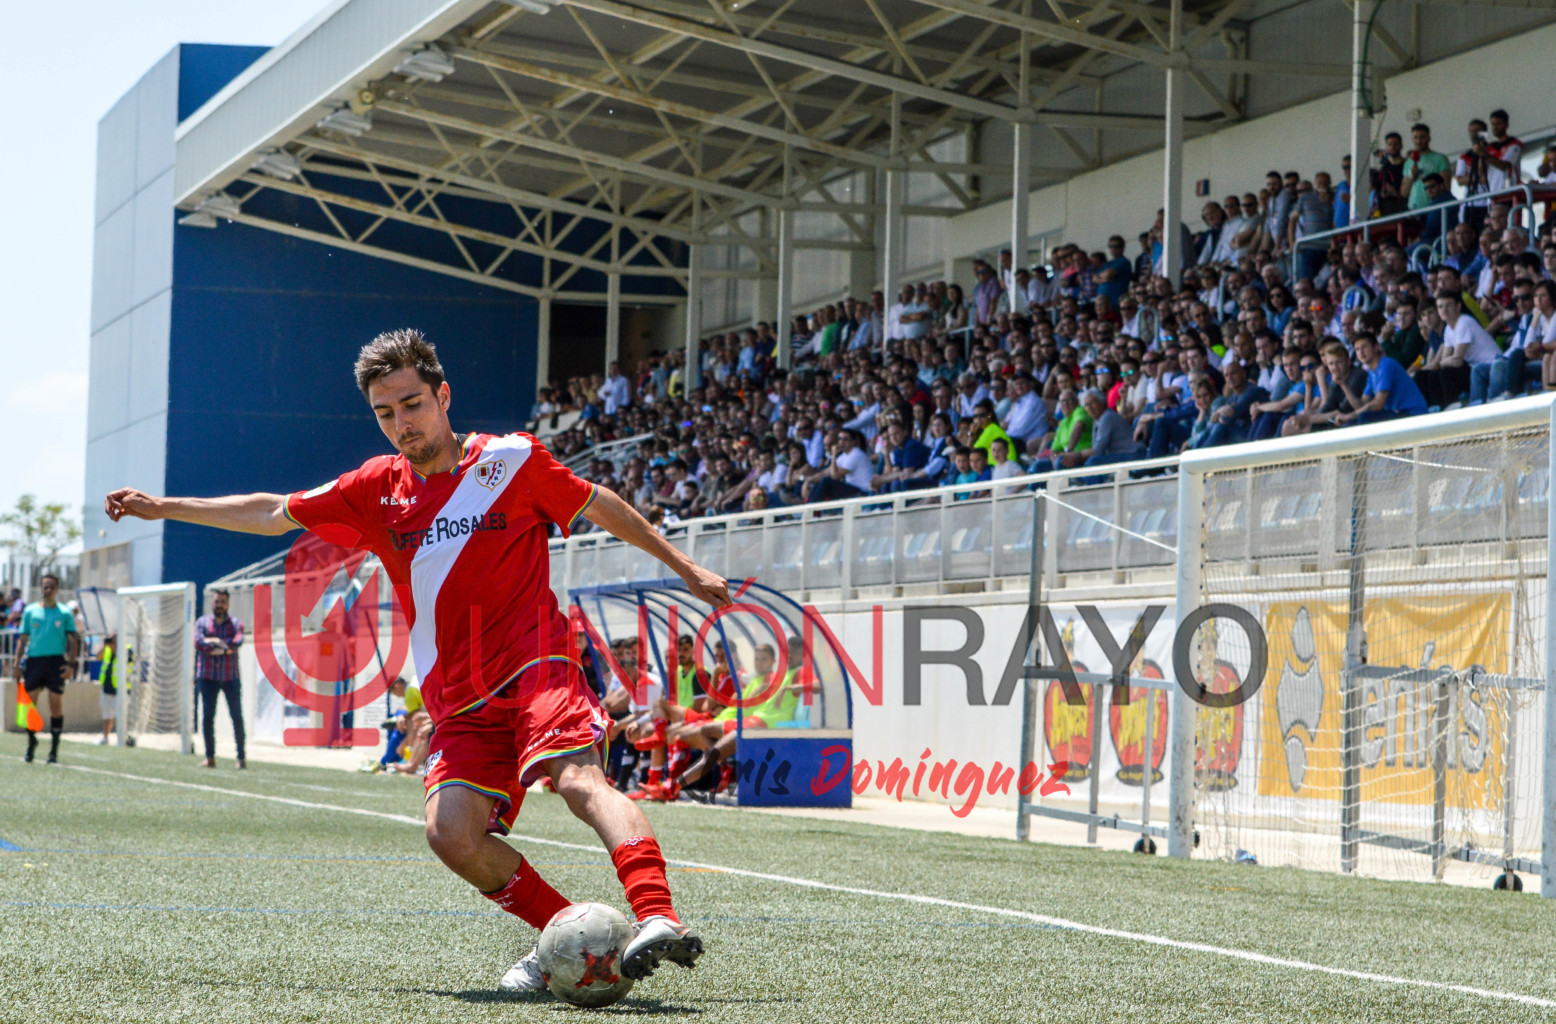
left=1171, top=396, right=1555, bottom=892
left=115, top=583, right=196, bottom=754
left=1546, top=397, right=1556, bottom=899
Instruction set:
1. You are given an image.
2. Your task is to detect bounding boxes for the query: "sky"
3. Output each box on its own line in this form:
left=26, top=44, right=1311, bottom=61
left=0, top=0, right=324, bottom=541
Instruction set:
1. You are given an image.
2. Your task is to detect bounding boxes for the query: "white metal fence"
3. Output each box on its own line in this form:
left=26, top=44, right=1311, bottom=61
left=1171, top=395, right=1555, bottom=892
left=551, top=398, right=1556, bottom=892
left=548, top=455, right=1183, bottom=606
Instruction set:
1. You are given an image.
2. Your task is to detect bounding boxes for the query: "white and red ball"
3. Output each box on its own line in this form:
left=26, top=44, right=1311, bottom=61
left=537, top=902, right=636, bottom=1008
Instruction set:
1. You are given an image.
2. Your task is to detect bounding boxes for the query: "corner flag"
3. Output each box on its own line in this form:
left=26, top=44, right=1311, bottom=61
left=15, top=683, right=42, bottom=732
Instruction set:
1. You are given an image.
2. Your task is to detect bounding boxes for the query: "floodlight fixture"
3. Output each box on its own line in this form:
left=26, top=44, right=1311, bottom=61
left=317, top=109, right=372, bottom=136
left=253, top=151, right=302, bottom=180
left=394, top=46, right=455, bottom=82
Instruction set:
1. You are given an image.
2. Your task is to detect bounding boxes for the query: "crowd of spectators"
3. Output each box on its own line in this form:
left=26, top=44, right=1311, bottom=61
left=534, top=109, right=1556, bottom=531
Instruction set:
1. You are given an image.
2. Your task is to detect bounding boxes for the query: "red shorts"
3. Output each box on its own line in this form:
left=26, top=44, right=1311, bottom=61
left=424, top=660, right=608, bottom=836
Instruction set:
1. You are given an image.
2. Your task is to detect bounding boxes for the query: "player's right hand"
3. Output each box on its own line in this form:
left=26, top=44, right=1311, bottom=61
left=105, top=488, right=161, bottom=523
left=683, top=565, right=732, bottom=609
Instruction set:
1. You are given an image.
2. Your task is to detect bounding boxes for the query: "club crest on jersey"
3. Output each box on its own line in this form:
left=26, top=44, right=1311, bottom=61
left=474, top=458, right=507, bottom=490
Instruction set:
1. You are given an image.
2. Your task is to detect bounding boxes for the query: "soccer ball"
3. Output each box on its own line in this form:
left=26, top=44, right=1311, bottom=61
left=537, top=902, right=636, bottom=1008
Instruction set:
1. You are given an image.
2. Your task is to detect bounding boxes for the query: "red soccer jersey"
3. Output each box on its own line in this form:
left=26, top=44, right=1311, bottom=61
left=284, top=432, right=596, bottom=723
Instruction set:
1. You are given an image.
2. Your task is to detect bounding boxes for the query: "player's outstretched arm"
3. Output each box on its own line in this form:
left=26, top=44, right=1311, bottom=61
left=104, top=488, right=297, bottom=536
left=582, top=487, right=732, bottom=608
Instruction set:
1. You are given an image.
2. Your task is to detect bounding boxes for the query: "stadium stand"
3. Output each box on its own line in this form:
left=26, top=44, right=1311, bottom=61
left=537, top=120, right=1556, bottom=532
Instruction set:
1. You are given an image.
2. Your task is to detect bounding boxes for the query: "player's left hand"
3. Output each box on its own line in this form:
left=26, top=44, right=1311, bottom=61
left=683, top=565, right=732, bottom=609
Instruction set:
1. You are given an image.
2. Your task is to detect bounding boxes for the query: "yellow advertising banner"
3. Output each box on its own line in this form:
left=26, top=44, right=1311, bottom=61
left=1259, top=593, right=1509, bottom=806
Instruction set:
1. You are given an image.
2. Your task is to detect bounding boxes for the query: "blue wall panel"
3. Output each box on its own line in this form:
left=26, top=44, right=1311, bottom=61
left=163, top=219, right=538, bottom=587
left=177, top=44, right=269, bottom=122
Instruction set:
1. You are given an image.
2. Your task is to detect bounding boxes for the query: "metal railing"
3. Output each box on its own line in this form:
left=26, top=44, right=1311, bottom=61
left=560, top=430, right=654, bottom=473
left=0, top=629, right=19, bottom=687
left=550, top=400, right=1555, bottom=603
left=1291, top=183, right=1551, bottom=279
left=550, top=454, right=1185, bottom=602
left=527, top=409, right=581, bottom=439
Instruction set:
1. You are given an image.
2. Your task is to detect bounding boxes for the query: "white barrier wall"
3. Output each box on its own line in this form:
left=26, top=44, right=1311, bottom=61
left=809, top=593, right=1181, bottom=818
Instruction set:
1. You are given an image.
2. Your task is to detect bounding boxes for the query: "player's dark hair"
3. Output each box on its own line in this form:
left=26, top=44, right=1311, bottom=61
left=354, top=329, right=446, bottom=400
left=38, top=572, right=59, bottom=586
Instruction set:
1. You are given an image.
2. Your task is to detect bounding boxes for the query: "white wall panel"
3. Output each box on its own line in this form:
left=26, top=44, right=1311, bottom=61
left=83, top=422, right=165, bottom=569
left=131, top=171, right=175, bottom=307
left=95, top=92, right=138, bottom=226
left=81, top=434, right=125, bottom=549
left=128, top=291, right=172, bottom=423
left=135, top=49, right=179, bottom=191
left=122, top=412, right=169, bottom=499
left=87, top=318, right=131, bottom=441
left=130, top=532, right=166, bottom=589
left=88, top=48, right=186, bottom=584
left=90, top=202, right=136, bottom=334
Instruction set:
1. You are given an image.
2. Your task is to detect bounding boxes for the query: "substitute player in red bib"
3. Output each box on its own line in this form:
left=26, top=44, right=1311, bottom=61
left=103, top=330, right=730, bottom=989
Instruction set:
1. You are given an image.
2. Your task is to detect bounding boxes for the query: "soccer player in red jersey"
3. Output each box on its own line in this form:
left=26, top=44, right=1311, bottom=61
left=103, top=330, right=729, bottom=989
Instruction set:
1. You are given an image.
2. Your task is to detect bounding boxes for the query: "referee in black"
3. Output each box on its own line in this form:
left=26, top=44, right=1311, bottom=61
left=14, top=573, right=79, bottom=763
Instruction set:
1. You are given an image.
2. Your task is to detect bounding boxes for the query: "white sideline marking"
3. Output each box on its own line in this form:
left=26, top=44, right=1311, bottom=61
left=61, top=764, right=1556, bottom=1009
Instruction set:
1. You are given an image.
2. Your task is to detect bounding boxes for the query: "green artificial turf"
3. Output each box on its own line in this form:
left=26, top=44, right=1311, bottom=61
left=0, top=741, right=1551, bottom=1023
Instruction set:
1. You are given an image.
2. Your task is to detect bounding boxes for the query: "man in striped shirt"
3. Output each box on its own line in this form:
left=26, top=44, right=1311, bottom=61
left=194, top=589, right=246, bottom=769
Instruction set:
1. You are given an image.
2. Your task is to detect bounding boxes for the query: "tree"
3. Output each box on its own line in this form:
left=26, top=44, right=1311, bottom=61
left=0, top=495, right=81, bottom=572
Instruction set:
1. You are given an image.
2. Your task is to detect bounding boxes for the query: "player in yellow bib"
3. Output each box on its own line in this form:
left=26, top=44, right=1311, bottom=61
left=676, top=638, right=810, bottom=789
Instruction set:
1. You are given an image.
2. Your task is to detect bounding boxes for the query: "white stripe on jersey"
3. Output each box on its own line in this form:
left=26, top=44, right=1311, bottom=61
left=407, top=435, right=533, bottom=682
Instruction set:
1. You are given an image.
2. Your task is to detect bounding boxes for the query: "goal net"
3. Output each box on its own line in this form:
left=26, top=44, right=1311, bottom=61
left=116, top=583, right=196, bottom=752
left=1176, top=404, right=1549, bottom=885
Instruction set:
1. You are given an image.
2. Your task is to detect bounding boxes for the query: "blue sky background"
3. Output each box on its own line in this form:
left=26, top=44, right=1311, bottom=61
left=0, top=0, right=324, bottom=537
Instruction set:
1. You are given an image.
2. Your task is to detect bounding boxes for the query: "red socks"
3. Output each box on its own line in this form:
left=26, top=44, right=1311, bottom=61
left=612, top=836, right=678, bottom=923
left=482, top=857, right=572, bottom=929
left=482, top=841, right=677, bottom=928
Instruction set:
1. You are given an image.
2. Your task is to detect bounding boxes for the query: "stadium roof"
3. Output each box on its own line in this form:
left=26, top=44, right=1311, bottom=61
left=174, top=0, right=1556, bottom=302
